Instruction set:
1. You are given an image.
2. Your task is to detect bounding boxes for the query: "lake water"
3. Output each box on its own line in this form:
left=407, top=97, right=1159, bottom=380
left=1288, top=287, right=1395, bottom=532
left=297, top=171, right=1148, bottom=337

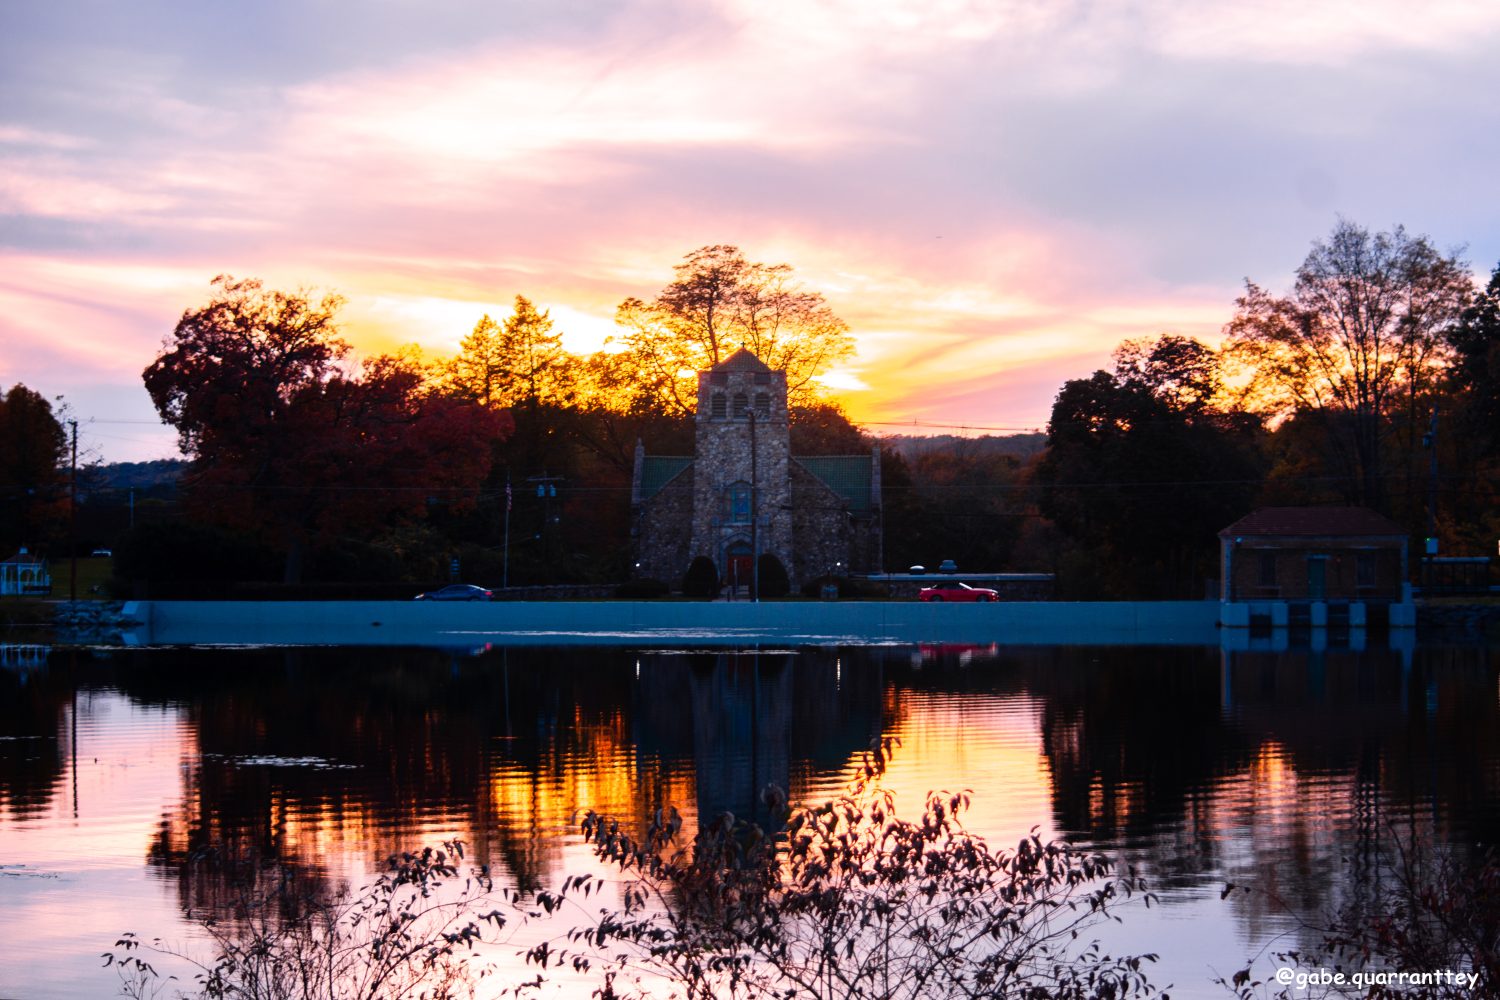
left=2, top=638, right=1496, bottom=999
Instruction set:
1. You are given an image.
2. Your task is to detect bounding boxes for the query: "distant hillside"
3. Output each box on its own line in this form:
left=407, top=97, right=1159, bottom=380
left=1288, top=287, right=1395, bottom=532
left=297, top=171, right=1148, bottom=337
left=94, top=459, right=188, bottom=489
left=878, top=432, right=1047, bottom=462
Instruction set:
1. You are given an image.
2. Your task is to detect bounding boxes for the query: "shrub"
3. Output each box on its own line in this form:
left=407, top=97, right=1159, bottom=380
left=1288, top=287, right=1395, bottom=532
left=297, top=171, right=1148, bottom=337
left=799, top=573, right=846, bottom=598
left=541, top=738, right=1162, bottom=1000
left=107, top=842, right=513, bottom=1000
left=106, top=751, right=1164, bottom=1000
left=616, top=577, right=670, bottom=598
left=681, top=556, right=720, bottom=598
left=756, top=552, right=790, bottom=598
left=1221, top=830, right=1500, bottom=1000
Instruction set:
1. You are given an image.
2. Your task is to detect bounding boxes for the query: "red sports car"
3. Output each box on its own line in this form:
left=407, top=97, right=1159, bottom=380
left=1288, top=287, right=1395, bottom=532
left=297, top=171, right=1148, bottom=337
left=918, top=582, right=998, bottom=602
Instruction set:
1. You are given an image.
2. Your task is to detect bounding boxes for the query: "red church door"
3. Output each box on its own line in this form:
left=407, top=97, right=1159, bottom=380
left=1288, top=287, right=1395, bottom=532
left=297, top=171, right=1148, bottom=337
left=727, top=544, right=753, bottom=594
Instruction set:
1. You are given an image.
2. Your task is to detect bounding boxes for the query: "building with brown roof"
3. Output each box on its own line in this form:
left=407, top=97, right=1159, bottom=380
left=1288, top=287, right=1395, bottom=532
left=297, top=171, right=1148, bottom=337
left=1218, top=506, right=1414, bottom=628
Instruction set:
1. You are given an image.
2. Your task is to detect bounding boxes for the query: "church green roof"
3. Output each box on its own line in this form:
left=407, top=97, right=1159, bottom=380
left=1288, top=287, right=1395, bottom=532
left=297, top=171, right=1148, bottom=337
left=639, top=456, right=693, bottom=499
left=795, top=456, right=874, bottom=513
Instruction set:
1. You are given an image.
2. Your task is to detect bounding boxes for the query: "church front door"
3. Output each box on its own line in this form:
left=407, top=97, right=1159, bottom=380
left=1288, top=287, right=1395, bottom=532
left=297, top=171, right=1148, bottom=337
left=727, top=543, right=753, bottom=594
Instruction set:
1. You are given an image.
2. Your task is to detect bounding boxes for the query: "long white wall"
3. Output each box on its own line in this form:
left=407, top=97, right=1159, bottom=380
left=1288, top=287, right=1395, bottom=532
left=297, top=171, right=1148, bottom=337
left=123, top=600, right=1222, bottom=647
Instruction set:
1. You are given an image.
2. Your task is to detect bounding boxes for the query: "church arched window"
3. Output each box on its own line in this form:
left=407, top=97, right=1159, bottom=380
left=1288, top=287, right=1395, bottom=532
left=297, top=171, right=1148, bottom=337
left=754, top=392, right=770, bottom=418
left=710, top=393, right=727, bottom=419
left=732, top=392, right=749, bottom=417
left=729, top=481, right=752, bottom=522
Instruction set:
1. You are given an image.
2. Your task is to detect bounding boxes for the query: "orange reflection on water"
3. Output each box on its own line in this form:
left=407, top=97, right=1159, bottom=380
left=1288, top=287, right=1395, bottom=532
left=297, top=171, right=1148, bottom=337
left=867, top=691, right=1057, bottom=848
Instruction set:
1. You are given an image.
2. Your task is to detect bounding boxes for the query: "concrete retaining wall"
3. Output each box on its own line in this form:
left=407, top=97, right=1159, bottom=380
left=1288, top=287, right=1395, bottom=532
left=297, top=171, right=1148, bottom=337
left=123, top=599, right=1222, bottom=648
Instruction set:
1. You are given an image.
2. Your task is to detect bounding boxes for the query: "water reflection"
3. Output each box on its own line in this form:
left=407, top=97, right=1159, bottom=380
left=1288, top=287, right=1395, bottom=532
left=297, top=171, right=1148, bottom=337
left=1, top=639, right=1497, bottom=999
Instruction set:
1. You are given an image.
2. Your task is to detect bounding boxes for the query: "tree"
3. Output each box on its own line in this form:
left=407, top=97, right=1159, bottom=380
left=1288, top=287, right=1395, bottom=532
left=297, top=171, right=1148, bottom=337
left=1223, top=220, right=1472, bottom=509
left=1437, top=260, right=1500, bottom=552
left=445, top=313, right=506, bottom=408
left=0, top=384, right=68, bottom=554
left=1035, top=336, right=1264, bottom=597
left=615, top=246, right=854, bottom=415
left=1112, top=334, right=1221, bottom=415
left=446, top=296, right=571, bottom=410
left=788, top=401, right=870, bottom=455
left=1447, top=260, right=1500, bottom=456
left=144, top=277, right=510, bottom=582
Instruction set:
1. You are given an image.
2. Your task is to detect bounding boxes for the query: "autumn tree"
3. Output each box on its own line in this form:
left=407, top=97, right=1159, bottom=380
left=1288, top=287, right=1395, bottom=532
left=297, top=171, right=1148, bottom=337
left=446, top=314, right=506, bottom=408
left=0, top=384, right=68, bottom=554
left=446, top=296, right=571, bottom=410
left=614, top=245, right=854, bottom=414
left=1223, top=220, right=1472, bottom=509
left=144, top=276, right=509, bottom=582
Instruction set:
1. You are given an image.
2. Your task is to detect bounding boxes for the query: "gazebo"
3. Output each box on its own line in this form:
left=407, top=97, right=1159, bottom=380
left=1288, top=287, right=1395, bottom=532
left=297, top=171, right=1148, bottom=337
left=0, top=547, right=51, bottom=596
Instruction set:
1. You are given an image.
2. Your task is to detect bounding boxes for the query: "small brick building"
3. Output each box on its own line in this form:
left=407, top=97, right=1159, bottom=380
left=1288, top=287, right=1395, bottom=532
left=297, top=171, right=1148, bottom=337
left=1218, top=506, right=1409, bottom=614
left=631, top=349, right=881, bottom=590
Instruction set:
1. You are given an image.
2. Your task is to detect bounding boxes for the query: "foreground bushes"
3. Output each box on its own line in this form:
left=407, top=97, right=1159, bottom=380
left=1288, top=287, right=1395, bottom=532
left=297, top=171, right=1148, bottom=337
left=547, top=736, right=1160, bottom=999
left=109, top=740, right=1161, bottom=1000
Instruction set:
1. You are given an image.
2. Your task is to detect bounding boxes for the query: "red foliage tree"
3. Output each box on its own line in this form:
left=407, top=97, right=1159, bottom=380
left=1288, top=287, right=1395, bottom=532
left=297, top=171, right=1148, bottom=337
left=144, top=277, right=511, bottom=581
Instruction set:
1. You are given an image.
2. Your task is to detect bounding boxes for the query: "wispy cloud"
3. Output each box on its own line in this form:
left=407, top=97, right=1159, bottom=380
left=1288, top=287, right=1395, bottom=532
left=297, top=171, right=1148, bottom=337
left=2, top=0, right=1498, bottom=459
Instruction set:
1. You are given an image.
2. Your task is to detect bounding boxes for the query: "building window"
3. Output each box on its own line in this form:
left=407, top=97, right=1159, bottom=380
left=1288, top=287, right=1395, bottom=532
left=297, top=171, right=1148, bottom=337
left=753, top=372, right=771, bottom=385
left=710, top=371, right=728, bottom=386
left=710, top=393, right=727, bottom=419
left=732, top=391, right=749, bottom=417
left=729, top=481, right=751, bottom=522
left=754, top=391, right=770, bottom=417
left=1357, top=551, right=1377, bottom=587
left=1258, top=551, right=1277, bottom=588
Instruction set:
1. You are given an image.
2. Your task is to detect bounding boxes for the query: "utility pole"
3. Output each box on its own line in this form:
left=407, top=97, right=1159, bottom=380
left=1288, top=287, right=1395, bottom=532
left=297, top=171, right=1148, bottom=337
left=527, top=473, right=562, bottom=577
left=1424, top=406, right=1439, bottom=555
left=68, top=420, right=78, bottom=602
left=502, top=472, right=512, bottom=590
left=747, top=408, right=759, bottom=603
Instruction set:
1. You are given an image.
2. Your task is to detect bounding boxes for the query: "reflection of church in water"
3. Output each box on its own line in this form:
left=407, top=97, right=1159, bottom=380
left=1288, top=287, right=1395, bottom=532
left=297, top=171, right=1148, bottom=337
left=632, top=349, right=882, bottom=588
left=634, top=650, right=887, bottom=824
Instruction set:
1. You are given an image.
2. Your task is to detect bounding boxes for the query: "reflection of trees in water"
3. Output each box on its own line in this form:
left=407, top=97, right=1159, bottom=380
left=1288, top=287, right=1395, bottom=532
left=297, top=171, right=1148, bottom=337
left=1210, top=644, right=1500, bottom=949
left=35, top=638, right=1500, bottom=960
left=892, top=642, right=1500, bottom=951
left=0, top=647, right=72, bottom=820
left=98, top=644, right=883, bottom=921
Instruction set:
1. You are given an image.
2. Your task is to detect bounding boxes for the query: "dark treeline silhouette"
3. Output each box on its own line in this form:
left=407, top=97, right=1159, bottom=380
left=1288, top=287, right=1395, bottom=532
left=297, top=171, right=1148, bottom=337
left=9, top=225, right=1491, bottom=595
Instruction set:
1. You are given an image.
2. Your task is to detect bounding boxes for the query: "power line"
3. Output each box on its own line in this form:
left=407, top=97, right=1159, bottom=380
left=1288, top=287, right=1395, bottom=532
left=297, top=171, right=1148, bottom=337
left=863, top=420, right=1046, bottom=433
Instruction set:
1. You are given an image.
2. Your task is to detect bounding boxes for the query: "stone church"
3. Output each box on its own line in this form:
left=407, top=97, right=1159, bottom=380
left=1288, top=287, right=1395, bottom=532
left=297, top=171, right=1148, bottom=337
left=631, top=349, right=882, bottom=590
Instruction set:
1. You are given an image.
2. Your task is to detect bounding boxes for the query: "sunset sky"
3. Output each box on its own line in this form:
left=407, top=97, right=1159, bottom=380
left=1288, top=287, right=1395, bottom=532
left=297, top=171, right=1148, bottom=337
left=3, top=0, right=1498, bottom=462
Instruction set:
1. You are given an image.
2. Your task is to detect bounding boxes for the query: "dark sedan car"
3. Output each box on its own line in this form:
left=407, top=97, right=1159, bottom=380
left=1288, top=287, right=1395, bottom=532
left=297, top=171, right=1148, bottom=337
left=918, top=582, right=998, bottom=602
left=414, top=584, right=493, bottom=601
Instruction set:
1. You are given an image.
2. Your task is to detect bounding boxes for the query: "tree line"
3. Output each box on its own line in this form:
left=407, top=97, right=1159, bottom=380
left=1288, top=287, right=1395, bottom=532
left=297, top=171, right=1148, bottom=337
left=5, top=222, right=1497, bottom=597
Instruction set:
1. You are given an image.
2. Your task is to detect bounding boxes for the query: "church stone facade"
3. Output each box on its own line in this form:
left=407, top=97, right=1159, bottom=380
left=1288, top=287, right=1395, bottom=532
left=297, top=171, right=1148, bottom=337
left=631, top=349, right=882, bottom=590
